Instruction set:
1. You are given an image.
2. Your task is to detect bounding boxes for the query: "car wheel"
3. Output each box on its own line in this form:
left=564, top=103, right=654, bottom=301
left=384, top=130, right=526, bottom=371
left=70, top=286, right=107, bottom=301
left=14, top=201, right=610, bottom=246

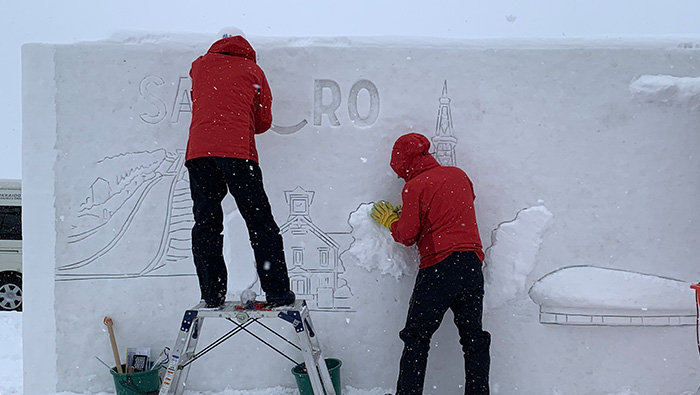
left=0, top=272, right=22, bottom=311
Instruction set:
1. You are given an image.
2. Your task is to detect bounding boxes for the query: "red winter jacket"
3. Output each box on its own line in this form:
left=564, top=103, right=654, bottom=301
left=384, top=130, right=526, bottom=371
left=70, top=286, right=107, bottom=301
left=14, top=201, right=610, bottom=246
left=389, top=133, right=484, bottom=269
left=186, top=36, right=273, bottom=163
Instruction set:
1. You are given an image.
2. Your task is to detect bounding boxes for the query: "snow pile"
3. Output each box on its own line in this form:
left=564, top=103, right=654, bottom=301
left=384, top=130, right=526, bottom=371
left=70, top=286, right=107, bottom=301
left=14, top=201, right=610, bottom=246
left=344, top=203, right=419, bottom=279
left=629, top=74, right=700, bottom=109
left=483, top=205, right=554, bottom=310
left=529, top=266, right=697, bottom=312
left=601, top=386, right=696, bottom=395
left=0, top=312, right=22, bottom=395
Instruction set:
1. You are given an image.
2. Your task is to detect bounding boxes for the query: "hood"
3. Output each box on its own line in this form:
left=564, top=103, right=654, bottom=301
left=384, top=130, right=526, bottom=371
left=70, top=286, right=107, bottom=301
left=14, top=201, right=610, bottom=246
left=390, top=133, right=440, bottom=181
left=207, top=36, right=257, bottom=62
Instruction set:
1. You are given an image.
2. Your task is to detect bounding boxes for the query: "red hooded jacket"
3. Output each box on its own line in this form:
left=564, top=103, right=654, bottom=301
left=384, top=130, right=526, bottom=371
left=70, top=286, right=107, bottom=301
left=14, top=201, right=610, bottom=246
left=186, top=36, right=273, bottom=163
left=389, top=133, right=484, bottom=269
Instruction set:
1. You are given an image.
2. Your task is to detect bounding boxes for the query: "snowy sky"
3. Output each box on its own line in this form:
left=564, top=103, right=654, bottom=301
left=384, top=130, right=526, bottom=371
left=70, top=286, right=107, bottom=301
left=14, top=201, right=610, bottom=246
left=3, top=0, right=700, bottom=180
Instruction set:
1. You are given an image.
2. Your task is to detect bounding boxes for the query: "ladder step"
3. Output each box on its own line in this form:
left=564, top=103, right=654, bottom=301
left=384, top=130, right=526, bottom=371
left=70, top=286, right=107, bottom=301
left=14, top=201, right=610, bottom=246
left=191, top=300, right=308, bottom=320
left=159, top=299, right=336, bottom=395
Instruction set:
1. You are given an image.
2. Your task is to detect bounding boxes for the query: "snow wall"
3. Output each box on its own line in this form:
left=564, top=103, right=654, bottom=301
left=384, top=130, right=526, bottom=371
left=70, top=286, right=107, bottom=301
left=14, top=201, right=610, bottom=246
left=22, top=34, right=700, bottom=395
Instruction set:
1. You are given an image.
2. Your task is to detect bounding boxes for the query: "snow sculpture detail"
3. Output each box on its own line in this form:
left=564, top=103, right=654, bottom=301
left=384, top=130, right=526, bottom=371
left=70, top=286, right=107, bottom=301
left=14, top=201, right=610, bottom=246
left=529, top=266, right=697, bottom=326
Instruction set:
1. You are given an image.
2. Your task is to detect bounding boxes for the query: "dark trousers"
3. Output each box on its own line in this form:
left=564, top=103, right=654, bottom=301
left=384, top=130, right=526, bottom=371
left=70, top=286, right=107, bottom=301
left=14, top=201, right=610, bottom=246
left=186, top=157, right=290, bottom=304
left=396, top=251, right=491, bottom=395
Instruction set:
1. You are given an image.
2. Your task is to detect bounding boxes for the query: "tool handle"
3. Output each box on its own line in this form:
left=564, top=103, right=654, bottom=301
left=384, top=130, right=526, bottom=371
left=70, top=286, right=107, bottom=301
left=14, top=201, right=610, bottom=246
left=103, top=317, right=123, bottom=374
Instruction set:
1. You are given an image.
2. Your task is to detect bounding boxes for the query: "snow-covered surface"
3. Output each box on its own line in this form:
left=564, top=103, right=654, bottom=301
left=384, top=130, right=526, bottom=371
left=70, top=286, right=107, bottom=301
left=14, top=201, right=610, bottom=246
left=19, top=32, right=700, bottom=394
left=0, top=313, right=22, bottom=395
left=4, top=1, right=700, bottom=181
left=530, top=266, right=696, bottom=312
left=630, top=75, right=700, bottom=110
left=1, top=311, right=390, bottom=395
left=2, top=312, right=698, bottom=394
left=104, top=31, right=700, bottom=49
left=484, top=205, right=553, bottom=310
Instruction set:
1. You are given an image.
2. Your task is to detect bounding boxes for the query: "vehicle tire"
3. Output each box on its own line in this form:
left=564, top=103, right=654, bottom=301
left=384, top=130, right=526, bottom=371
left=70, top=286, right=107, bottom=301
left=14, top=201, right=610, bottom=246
left=0, top=272, right=22, bottom=311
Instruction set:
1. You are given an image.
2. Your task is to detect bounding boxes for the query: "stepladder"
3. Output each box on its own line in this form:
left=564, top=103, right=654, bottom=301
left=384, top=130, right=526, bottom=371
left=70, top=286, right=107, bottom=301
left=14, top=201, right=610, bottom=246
left=158, top=299, right=337, bottom=395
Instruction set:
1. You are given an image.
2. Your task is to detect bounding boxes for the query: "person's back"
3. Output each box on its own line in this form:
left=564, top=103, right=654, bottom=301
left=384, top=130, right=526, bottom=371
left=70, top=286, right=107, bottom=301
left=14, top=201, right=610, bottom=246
left=185, top=30, right=293, bottom=310
left=404, top=165, right=483, bottom=266
left=373, top=133, right=490, bottom=394
left=389, top=133, right=484, bottom=269
left=187, top=35, right=272, bottom=163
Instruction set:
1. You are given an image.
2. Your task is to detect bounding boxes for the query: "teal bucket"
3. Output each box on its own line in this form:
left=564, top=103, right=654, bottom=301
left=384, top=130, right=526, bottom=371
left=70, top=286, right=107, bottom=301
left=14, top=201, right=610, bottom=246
left=291, top=358, right=342, bottom=395
left=110, top=365, right=161, bottom=395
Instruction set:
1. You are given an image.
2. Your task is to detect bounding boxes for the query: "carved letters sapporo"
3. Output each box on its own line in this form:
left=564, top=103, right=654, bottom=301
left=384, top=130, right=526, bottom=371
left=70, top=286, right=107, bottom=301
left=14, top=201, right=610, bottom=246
left=138, top=76, right=380, bottom=133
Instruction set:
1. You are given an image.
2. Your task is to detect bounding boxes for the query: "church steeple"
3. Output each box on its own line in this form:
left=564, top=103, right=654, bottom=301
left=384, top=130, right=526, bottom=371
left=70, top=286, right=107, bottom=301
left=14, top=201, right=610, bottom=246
left=432, top=80, right=458, bottom=166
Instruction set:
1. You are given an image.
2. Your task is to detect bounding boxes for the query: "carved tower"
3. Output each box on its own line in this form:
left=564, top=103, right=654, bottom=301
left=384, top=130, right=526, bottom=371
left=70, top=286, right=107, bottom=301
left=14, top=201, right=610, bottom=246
left=432, top=80, right=458, bottom=166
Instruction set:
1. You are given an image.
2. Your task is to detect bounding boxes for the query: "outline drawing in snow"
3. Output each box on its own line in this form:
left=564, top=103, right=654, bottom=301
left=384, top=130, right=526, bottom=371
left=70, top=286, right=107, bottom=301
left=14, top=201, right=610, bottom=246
left=529, top=265, right=697, bottom=326
left=55, top=158, right=356, bottom=311
left=268, top=186, right=354, bottom=311
left=57, top=149, right=194, bottom=280
left=54, top=80, right=452, bottom=313
left=431, top=80, right=459, bottom=167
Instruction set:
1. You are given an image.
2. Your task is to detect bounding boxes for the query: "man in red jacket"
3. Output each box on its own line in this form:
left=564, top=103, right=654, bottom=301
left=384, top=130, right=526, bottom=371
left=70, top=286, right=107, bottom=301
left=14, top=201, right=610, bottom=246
left=371, top=133, right=490, bottom=394
left=185, top=28, right=294, bottom=309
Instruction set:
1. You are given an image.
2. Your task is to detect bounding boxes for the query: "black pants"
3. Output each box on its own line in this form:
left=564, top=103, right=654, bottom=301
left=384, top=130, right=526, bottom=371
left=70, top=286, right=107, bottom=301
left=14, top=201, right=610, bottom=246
left=396, top=251, right=491, bottom=395
left=186, top=157, right=290, bottom=304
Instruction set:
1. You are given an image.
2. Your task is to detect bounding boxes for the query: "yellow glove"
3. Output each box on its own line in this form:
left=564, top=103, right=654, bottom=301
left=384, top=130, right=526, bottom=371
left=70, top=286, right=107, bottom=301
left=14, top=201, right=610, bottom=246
left=371, top=201, right=400, bottom=229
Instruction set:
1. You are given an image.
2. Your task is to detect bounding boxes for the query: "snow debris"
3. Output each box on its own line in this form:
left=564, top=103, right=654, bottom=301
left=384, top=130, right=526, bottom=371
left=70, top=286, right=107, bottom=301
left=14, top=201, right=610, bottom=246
left=344, top=203, right=419, bottom=279
left=483, top=205, right=554, bottom=310
left=629, top=74, right=700, bottom=110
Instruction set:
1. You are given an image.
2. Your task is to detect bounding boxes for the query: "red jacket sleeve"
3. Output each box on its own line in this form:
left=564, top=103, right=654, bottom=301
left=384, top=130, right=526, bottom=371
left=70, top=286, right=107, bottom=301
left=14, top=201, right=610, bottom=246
left=254, top=72, right=273, bottom=134
left=390, top=183, right=421, bottom=246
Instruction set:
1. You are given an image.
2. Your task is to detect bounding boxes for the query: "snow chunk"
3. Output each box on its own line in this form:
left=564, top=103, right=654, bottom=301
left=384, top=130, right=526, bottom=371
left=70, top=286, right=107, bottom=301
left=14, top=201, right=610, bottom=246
left=530, top=266, right=696, bottom=312
left=344, top=203, right=418, bottom=279
left=629, top=74, right=700, bottom=109
left=484, top=205, right=554, bottom=310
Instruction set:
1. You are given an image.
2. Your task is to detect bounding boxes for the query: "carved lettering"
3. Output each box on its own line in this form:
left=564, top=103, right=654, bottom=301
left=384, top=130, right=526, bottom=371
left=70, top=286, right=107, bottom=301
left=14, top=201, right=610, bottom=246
left=139, top=77, right=380, bottom=130
left=138, top=76, right=167, bottom=124
left=170, top=77, right=192, bottom=123
left=348, top=79, right=380, bottom=127
left=313, top=79, right=342, bottom=127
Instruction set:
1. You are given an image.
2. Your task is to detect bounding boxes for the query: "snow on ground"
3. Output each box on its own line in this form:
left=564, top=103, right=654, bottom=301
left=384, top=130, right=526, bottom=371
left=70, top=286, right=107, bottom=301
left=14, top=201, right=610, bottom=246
left=1, top=300, right=698, bottom=395
left=0, top=312, right=21, bottom=395
left=0, top=312, right=393, bottom=394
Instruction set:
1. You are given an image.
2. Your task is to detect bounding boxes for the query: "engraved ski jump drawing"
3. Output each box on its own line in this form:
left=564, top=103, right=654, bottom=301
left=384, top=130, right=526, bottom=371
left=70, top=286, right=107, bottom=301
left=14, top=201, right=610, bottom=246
left=56, top=149, right=194, bottom=280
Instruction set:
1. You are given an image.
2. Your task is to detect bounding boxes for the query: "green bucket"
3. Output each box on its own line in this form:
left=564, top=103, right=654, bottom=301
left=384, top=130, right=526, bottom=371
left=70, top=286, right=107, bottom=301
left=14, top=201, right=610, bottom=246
left=291, top=358, right=342, bottom=395
left=110, top=365, right=161, bottom=395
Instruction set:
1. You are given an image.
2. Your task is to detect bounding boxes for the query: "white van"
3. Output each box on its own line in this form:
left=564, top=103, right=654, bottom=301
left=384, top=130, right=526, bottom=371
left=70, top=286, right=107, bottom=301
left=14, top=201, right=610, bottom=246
left=0, top=179, right=21, bottom=311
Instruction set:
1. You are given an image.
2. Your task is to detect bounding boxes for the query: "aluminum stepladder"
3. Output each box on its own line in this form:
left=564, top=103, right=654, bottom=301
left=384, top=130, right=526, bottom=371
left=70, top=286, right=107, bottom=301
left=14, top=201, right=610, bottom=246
left=158, top=299, right=336, bottom=395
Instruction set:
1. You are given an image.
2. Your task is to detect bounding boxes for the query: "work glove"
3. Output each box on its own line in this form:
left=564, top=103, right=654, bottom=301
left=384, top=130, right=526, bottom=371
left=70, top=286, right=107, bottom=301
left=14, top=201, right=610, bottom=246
left=371, top=201, right=400, bottom=229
